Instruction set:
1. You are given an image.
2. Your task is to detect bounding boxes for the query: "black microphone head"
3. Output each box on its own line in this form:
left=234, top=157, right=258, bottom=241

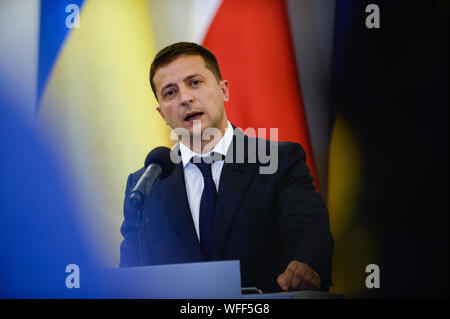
left=144, top=146, right=175, bottom=178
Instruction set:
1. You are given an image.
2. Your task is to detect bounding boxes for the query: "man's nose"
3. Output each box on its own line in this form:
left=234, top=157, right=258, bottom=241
left=179, top=86, right=194, bottom=105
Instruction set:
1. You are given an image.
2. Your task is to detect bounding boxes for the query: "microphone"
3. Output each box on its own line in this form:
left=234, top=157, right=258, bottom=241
left=129, top=146, right=175, bottom=207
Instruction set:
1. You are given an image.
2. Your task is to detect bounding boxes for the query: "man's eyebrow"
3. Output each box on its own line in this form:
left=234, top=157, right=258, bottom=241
left=160, top=73, right=203, bottom=95
left=183, top=73, right=202, bottom=81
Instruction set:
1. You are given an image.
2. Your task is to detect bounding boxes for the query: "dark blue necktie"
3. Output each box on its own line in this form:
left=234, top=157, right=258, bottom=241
left=193, top=157, right=218, bottom=261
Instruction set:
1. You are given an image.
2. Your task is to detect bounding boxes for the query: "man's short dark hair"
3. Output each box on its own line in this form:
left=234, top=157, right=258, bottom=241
left=149, top=42, right=223, bottom=100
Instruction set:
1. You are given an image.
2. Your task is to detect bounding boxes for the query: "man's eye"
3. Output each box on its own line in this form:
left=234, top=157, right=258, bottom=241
left=165, top=90, right=176, bottom=98
left=191, top=80, right=200, bottom=86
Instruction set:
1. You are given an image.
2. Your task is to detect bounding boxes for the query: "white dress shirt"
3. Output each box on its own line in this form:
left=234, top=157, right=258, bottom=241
left=178, top=121, right=234, bottom=241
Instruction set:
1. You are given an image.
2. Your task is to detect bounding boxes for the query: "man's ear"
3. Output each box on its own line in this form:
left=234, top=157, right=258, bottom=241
left=220, top=80, right=229, bottom=102
left=156, top=106, right=168, bottom=125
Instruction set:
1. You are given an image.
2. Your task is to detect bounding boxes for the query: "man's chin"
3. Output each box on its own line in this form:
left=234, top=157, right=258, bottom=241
left=170, top=125, right=200, bottom=143
left=182, top=119, right=206, bottom=136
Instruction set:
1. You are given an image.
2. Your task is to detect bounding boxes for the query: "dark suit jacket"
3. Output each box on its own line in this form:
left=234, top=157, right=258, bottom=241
left=120, top=128, right=334, bottom=292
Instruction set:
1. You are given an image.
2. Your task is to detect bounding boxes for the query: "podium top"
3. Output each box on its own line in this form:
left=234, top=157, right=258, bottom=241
left=75, top=261, right=342, bottom=299
left=242, top=291, right=344, bottom=299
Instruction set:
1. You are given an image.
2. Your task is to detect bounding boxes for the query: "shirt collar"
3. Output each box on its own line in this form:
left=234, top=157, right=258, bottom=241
left=179, top=121, right=234, bottom=167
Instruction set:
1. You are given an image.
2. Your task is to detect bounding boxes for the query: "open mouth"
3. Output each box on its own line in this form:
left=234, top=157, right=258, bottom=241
left=184, top=111, right=204, bottom=121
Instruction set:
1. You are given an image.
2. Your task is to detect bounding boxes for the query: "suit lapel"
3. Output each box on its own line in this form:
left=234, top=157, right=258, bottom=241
left=212, top=128, right=258, bottom=259
left=154, top=148, right=204, bottom=261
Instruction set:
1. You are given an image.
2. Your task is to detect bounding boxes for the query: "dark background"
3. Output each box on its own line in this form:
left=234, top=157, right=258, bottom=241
left=332, top=0, right=448, bottom=298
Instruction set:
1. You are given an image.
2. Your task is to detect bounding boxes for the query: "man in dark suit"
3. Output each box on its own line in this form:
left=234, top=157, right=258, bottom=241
left=120, top=42, right=333, bottom=292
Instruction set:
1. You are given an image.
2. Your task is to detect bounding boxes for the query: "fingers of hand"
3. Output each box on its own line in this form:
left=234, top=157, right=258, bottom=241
left=311, top=275, right=320, bottom=290
left=277, top=273, right=288, bottom=291
left=278, top=262, right=320, bottom=291
left=278, top=261, right=302, bottom=291
left=291, top=264, right=305, bottom=290
left=279, top=261, right=299, bottom=291
left=298, top=270, right=314, bottom=290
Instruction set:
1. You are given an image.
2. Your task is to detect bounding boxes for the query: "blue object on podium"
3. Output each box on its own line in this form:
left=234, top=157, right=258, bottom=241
left=77, top=260, right=343, bottom=299
left=82, top=260, right=242, bottom=299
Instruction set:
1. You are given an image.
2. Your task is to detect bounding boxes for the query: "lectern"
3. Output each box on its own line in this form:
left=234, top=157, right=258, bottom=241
left=76, top=260, right=342, bottom=299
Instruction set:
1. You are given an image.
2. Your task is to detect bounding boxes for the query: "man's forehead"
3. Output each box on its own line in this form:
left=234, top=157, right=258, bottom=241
left=154, top=55, right=209, bottom=84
